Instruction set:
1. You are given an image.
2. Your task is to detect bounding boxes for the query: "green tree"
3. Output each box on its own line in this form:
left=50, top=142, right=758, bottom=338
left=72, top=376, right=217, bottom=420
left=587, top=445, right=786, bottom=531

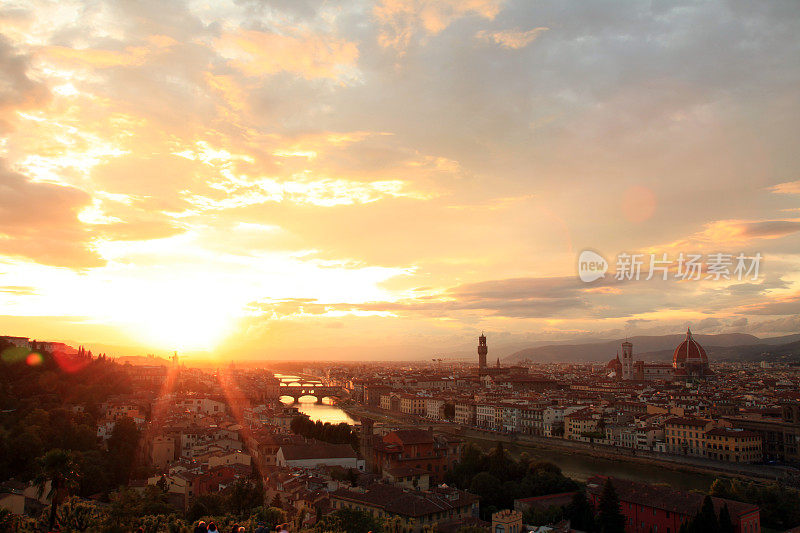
left=156, top=474, right=170, bottom=493
left=314, top=508, right=379, bottom=533
left=107, top=486, right=175, bottom=527
left=270, top=493, right=283, bottom=509
left=488, top=442, right=513, bottom=480
left=695, top=495, right=720, bottom=533
left=229, top=478, right=265, bottom=516
left=468, top=472, right=502, bottom=509
left=707, top=477, right=800, bottom=530
left=597, top=479, right=625, bottom=533
left=107, top=416, right=140, bottom=485
left=718, top=503, right=734, bottom=533
left=250, top=506, right=286, bottom=527
left=186, top=492, right=227, bottom=523
left=709, top=478, right=730, bottom=498
left=567, top=490, right=597, bottom=532
left=34, top=449, right=80, bottom=531
left=0, top=508, right=13, bottom=530
left=57, top=496, right=102, bottom=532
left=523, top=504, right=565, bottom=526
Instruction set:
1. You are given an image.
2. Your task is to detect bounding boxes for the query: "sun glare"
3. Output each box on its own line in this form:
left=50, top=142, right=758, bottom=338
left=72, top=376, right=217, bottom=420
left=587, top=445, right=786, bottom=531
left=123, top=304, right=236, bottom=353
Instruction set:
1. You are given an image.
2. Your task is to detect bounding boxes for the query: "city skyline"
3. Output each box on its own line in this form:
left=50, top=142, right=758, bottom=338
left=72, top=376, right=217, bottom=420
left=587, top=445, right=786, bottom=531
left=1, top=0, right=799, bottom=361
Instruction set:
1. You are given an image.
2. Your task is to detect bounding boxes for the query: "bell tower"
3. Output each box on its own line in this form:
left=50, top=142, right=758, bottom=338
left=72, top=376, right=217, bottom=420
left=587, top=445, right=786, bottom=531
left=621, top=340, right=633, bottom=380
left=478, top=333, right=488, bottom=370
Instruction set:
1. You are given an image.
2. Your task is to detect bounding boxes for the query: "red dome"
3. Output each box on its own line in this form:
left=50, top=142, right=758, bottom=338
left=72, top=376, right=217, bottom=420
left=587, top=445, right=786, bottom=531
left=672, top=328, right=708, bottom=368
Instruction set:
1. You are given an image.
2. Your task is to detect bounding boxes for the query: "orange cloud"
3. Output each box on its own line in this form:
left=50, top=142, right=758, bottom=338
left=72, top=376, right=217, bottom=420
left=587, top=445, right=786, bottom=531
left=375, top=0, right=504, bottom=51
left=735, top=291, right=800, bottom=316
left=0, top=162, right=101, bottom=268
left=0, top=35, right=49, bottom=126
left=655, top=218, right=800, bottom=251
left=203, top=72, right=248, bottom=117
left=769, top=180, right=800, bottom=195
left=475, top=27, right=549, bottom=49
left=217, top=29, right=359, bottom=81
left=38, top=35, right=177, bottom=68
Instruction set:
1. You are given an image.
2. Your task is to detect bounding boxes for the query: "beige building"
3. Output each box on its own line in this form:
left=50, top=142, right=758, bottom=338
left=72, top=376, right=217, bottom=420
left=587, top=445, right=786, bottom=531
left=425, top=397, right=446, bottom=420
left=455, top=401, right=476, bottom=426
left=704, top=428, right=762, bottom=463
left=492, top=509, right=523, bottom=533
left=400, top=394, right=426, bottom=416
left=276, top=443, right=364, bottom=470
left=150, top=436, right=175, bottom=469
left=207, top=450, right=251, bottom=469
left=665, top=417, right=715, bottom=456
left=564, top=409, right=600, bottom=440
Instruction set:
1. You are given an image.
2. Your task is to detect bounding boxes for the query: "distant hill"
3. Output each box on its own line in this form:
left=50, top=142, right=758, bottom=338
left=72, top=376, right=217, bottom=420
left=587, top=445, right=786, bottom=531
left=639, top=339, right=800, bottom=363
left=502, top=333, right=792, bottom=363
left=760, top=333, right=800, bottom=345
left=117, top=355, right=171, bottom=366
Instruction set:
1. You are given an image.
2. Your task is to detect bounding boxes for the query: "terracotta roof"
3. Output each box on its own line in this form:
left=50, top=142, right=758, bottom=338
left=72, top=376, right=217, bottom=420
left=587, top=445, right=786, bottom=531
left=665, top=417, right=711, bottom=427
left=706, top=428, right=760, bottom=438
left=330, top=483, right=478, bottom=518
left=279, top=443, right=356, bottom=461
left=673, top=328, right=709, bottom=366
left=387, top=429, right=434, bottom=445
left=387, top=466, right=429, bottom=477
left=586, top=476, right=758, bottom=519
left=515, top=491, right=577, bottom=510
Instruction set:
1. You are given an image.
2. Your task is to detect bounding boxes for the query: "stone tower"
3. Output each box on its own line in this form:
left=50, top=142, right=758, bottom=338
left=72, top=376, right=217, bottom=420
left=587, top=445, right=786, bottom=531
left=621, top=340, right=633, bottom=380
left=478, top=333, right=488, bottom=370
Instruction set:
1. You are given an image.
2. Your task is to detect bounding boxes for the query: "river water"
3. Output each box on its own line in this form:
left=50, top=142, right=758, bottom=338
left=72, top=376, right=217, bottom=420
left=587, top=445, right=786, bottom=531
left=274, top=373, right=716, bottom=491
left=275, top=373, right=356, bottom=425
left=464, top=434, right=716, bottom=491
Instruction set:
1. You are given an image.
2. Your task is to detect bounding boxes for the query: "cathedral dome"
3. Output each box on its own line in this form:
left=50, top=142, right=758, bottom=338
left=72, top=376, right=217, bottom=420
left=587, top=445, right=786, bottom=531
left=672, top=328, right=708, bottom=372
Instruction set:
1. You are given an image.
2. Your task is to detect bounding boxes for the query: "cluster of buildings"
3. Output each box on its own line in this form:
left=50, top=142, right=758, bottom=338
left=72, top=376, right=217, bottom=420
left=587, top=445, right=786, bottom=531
left=3, top=329, right=796, bottom=531
left=103, top=363, right=477, bottom=530
left=348, top=332, right=800, bottom=467
left=606, top=328, right=713, bottom=381
left=584, top=476, right=761, bottom=533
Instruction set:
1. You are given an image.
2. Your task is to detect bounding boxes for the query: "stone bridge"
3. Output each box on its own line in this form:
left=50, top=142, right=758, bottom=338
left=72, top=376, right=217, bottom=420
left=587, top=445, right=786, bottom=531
left=279, top=385, right=344, bottom=403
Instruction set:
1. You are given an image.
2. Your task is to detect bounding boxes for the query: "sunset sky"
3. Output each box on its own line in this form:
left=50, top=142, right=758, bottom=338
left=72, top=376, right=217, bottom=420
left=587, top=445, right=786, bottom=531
left=1, top=0, right=799, bottom=361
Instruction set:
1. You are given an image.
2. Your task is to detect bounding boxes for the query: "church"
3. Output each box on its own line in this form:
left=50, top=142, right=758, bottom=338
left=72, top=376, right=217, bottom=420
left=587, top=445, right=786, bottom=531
left=606, top=328, right=712, bottom=382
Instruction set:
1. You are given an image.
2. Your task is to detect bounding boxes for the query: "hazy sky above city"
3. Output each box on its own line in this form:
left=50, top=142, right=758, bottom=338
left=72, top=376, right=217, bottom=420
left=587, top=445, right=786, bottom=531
left=1, top=0, right=799, bottom=360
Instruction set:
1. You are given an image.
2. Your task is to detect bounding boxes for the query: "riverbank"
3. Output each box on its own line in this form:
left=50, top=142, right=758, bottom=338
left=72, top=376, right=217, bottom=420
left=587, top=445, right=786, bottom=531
left=342, top=403, right=795, bottom=490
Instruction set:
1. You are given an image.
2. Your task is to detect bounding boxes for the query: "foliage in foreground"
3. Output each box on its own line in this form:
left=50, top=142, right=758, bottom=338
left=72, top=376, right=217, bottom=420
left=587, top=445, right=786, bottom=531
left=445, top=443, right=579, bottom=518
left=709, top=477, right=800, bottom=530
left=290, top=416, right=360, bottom=450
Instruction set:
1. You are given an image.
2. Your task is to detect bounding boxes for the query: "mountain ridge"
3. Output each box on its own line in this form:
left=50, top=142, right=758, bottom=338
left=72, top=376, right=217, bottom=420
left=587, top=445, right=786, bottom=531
left=504, top=333, right=800, bottom=363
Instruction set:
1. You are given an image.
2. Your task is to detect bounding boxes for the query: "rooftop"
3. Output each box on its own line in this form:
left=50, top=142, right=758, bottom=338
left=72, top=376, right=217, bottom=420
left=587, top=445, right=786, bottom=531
left=586, top=476, right=759, bottom=518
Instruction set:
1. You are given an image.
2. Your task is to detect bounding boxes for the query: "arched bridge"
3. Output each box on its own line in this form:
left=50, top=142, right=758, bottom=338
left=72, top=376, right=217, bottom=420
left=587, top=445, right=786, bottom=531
left=279, top=385, right=344, bottom=403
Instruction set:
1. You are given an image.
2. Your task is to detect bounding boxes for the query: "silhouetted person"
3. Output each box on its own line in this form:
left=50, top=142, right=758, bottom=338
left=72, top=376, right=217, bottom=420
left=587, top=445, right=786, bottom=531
left=207, top=522, right=220, bottom=533
left=194, top=521, right=208, bottom=533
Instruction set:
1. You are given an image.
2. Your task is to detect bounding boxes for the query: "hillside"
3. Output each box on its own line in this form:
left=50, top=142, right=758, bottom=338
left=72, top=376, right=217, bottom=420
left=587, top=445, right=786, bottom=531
left=503, top=333, right=796, bottom=363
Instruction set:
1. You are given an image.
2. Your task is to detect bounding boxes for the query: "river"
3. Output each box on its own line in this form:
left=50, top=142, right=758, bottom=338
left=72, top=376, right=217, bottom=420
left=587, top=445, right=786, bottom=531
left=462, top=433, right=717, bottom=491
left=275, top=373, right=356, bottom=425
left=274, top=373, right=716, bottom=491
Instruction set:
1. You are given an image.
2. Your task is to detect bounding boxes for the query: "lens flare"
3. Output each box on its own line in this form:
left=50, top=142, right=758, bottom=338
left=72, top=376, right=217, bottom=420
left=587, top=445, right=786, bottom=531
left=26, top=352, right=44, bottom=366
left=1, top=346, right=29, bottom=364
